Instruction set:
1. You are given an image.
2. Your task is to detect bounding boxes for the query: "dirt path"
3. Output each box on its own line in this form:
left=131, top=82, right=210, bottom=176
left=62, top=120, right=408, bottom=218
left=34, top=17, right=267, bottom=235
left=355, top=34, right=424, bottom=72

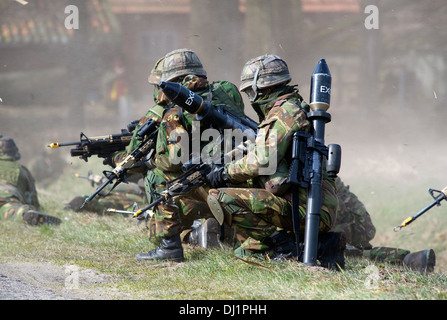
left=0, top=261, right=130, bottom=300
left=0, top=273, right=68, bottom=300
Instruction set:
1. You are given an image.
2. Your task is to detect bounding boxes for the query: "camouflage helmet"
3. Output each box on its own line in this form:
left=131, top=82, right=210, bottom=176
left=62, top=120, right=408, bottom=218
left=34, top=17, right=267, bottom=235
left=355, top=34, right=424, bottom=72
left=0, top=135, right=21, bottom=160
left=148, top=57, right=164, bottom=85
left=239, top=54, right=291, bottom=93
left=161, top=48, right=207, bottom=82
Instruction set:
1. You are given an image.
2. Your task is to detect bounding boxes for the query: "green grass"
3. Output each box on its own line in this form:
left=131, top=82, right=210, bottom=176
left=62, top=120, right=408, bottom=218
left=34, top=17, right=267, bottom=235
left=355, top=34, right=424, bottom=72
left=1, top=160, right=447, bottom=300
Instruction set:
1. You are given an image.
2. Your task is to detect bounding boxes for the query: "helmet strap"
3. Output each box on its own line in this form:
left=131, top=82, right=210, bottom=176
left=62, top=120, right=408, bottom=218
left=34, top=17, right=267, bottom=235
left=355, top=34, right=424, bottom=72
left=251, top=67, right=260, bottom=101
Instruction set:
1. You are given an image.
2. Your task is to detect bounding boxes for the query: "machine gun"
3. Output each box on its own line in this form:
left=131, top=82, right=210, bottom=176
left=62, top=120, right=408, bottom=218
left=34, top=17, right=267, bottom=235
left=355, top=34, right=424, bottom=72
left=80, top=118, right=158, bottom=208
left=394, top=186, right=447, bottom=232
left=47, top=120, right=139, bottom=162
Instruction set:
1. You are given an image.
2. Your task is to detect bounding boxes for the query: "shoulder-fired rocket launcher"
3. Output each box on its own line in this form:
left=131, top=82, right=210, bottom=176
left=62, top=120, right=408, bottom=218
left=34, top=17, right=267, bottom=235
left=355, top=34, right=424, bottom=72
left=158, top=81, right=258, bottom=140
left=287, top=59, right=342, bottom=266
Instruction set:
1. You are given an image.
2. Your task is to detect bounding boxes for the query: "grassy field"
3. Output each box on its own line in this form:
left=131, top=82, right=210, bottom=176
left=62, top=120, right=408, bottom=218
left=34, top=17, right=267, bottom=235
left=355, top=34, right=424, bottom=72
left=1, top=103, right=446, bottom=302
left=1, top=157, right=447, bottom=301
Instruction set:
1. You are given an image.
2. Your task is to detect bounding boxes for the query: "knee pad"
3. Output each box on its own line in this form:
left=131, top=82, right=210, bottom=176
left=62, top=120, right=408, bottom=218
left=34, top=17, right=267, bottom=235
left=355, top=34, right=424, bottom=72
left=207, top=193, right=224, bottom=225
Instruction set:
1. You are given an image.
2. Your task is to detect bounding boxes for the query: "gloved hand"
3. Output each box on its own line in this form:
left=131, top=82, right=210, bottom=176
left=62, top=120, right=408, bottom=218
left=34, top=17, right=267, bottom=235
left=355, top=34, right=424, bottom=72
left=205, top=164, right=229, bottom=188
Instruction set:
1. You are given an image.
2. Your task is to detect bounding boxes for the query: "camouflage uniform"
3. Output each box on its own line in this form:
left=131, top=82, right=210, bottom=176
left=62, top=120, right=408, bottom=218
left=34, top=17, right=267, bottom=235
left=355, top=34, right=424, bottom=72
left=207, top=55, right=340, bottom=266
left=149, top=68, right=245, bottom=243
left=332, top=177, right=376, bottom=249
left=136, top=49, right=246, bottom=261
left=0, top=136, right=61, bottom=225
left=65, top=173, right=145, bottom=214
left=104, top=57, right=168, bottom=214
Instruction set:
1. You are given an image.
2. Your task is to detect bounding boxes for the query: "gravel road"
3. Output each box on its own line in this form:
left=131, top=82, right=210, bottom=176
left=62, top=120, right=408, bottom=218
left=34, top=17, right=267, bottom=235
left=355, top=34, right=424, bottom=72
left=0, top=261, right=127, bottom=300
left=0, top=273, right=68, bottom=300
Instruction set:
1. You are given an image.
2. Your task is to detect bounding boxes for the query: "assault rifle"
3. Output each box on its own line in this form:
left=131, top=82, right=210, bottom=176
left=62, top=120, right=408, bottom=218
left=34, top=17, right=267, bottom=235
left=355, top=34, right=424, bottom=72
left=394, top=186, right=447, bottom=232
left=80, top=118, right=158, bottom=208
left=108, top=143, right=250, bottom=219
left=47, top=120, right=139, bottom=162
left=131, top=160, right=212, bottom=219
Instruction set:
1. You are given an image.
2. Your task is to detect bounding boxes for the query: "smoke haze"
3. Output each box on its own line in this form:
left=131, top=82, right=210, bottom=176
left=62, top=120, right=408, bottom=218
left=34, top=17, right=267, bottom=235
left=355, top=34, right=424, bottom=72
left=1, top=0, right=446, bottom=268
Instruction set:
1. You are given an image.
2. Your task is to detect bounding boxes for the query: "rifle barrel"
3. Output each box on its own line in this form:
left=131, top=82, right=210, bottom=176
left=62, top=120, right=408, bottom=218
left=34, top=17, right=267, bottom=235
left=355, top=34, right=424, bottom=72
left=106, top=208, right=134, bottom=215
left=80, top=175, right=115, bottom=208
left=48, top=142, right=79, bottom=148
left=133, top=196, right=164, bottom=218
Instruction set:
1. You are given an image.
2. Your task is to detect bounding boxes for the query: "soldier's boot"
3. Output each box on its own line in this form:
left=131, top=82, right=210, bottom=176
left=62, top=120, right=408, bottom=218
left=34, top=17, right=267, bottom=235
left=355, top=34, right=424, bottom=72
left=264, top=230, right=298, bottom=261
left=188, top=218, right=221, bottom=249
left=22, top=210, right=62, bottom=226
left=317, top=232, right=346, bottom=270
left=344, top=245, right=363, bottom=257
left=135, top=234, right=184, bottom=262
left=403, top=249, right=436, bottom=274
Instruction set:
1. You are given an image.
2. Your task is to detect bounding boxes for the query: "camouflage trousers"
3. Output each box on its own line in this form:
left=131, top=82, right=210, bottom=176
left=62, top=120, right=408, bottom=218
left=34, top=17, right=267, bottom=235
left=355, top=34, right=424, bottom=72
left=0, top=183, right=34, bottom=222
left=0, top=200, right=32, bottom=221
left=332, top=177, right=376, bottom=248
left=350, top=246, right=411, bottom=264
left=149, top=186, right=214, bottom=245
left=208, top=187, right=335, bottom=253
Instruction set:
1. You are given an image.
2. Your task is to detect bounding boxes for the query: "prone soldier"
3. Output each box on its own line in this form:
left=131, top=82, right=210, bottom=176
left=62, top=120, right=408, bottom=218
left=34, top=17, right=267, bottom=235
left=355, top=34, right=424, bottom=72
left=0, top=135, right=61, bottom=226
left=333, top=177, right=436, bottom=273
left=65, top=172, right=145, bottom=215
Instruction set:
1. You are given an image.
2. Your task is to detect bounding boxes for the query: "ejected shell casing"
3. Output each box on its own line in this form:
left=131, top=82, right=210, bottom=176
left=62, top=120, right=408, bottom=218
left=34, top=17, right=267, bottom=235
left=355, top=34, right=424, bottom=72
left=310, top=59, right=331, bottom=111
left=158, top=81, right=205, bottom=115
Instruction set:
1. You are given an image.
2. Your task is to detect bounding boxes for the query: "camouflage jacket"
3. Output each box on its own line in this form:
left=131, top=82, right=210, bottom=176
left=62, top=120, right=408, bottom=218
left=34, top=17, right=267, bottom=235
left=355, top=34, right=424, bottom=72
left=225, top=86, right=338, bottom=228
left=153, top=75, right=245, bottom=181
left=225, top=88, right=309, bottom=191
left=110, top=88, right=169, bottom=169
left=0, top=155, right=40, bottom=208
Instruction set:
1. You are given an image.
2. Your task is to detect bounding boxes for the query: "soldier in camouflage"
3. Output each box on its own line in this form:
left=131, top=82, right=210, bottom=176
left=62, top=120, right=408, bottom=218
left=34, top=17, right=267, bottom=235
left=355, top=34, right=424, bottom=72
left=65, top=172, right=145, bottom=215
left=135, top=48, right=246, bottom=262
left=0, top=135, right=61, bottom=226
left=75, top=57, right=170, bottom=218
left=93, top=56, right=169, bottom=219
left=205, top=54, right=344, bottom=269
left=64, top=58, right=167, bottom=215
left=333, top=177, right=436, bottom=273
